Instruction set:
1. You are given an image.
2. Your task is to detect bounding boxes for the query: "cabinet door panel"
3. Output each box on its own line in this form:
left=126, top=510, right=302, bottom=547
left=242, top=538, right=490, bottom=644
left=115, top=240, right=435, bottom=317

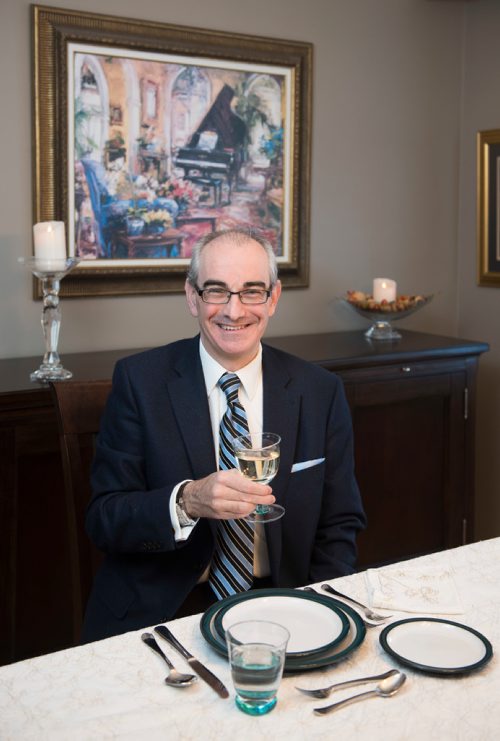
left=15, top=427, right=72, bottom=661
left=350, top=374, right=465, bottom=568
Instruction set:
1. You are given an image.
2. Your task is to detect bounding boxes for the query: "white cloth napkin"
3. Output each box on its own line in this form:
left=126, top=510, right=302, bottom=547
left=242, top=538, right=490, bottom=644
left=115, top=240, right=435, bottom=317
left=365, top=563, right=464, bottom=614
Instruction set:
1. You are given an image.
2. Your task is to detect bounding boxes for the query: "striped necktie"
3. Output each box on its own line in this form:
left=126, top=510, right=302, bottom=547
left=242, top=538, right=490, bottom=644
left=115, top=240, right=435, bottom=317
left=209, top=373, right=255, bottom=599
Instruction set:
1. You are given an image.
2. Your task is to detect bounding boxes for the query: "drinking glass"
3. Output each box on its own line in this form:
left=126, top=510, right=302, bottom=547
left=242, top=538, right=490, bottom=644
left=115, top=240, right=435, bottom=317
left=226, top=620, right=289, bottom=715
left=233, top=432, right=284, bottom=523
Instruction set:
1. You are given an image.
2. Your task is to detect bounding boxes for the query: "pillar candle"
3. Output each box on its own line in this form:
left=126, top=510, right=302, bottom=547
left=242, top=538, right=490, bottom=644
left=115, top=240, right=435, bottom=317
left=373, top=278, right=397, bottom=304
left=33, top=221, right=66, bottom=259
left=373, top=278, right=397, bottom=303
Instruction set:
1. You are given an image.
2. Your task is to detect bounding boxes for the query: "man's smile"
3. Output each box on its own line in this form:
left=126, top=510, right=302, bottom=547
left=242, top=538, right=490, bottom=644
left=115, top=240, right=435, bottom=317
left=216, top=322, right=252, bottom=331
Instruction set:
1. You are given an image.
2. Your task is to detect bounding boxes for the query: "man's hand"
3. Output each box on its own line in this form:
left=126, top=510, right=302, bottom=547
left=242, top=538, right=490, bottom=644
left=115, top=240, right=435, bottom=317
left=181, top=470, right=275, bottom=520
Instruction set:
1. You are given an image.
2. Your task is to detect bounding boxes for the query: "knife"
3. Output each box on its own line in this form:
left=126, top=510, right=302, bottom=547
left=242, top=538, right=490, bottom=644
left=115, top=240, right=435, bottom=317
left=154, top=625, right=229, bottom=699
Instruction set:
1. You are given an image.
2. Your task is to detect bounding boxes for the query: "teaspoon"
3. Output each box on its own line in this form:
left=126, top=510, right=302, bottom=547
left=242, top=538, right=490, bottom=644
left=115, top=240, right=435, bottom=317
left=314, top=671, right=406, bottom=715
left=141, top=632, right=197, bottom=687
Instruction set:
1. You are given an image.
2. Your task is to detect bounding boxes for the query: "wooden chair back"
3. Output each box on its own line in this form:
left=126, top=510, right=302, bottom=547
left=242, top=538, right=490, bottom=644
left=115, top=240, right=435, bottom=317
left=50, top=380, right=111, bottom=644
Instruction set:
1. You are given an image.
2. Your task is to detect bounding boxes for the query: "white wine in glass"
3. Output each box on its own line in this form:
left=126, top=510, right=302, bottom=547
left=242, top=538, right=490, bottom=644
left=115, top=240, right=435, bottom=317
left=233, top=432, right=284, bottom=523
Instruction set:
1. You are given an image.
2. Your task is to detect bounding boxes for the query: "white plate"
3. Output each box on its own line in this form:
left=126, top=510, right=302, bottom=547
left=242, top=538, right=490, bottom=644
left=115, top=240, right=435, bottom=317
left=380, top=618, right=493, bottom=674
left=220, top=594, right=345, bottom=654
left=200, top=587, right=366, bottom=671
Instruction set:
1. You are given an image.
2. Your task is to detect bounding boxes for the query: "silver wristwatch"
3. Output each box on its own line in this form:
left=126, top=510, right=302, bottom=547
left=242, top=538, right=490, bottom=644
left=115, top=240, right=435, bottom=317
left=175, top=482, right=195, bottom=527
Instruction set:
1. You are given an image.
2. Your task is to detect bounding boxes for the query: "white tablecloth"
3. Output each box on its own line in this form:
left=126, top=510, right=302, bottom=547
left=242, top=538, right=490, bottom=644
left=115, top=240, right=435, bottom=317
left=1, top=538, right=499, bottom=740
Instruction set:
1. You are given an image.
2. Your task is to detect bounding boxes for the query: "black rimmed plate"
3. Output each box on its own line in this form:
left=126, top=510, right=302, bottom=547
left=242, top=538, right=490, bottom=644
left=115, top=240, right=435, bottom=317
left=199, top=588, right=366, bottom=673
left=380, top=617, right=493, bottom=675
left=213, top=590, right=349, bottom=657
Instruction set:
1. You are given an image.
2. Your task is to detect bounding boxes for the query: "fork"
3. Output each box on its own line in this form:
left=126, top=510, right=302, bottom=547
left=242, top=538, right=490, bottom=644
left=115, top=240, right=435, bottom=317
left=295, top=668, right=399, bottom=698
left=321, top=584, right=391, bottom=622
left=302, top=586, right=382, bottom=627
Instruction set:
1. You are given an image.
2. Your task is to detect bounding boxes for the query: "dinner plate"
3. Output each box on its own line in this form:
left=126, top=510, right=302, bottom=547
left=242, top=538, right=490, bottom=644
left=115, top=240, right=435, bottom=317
left=215, top=592, right=349, bottom=656
left=380, top=618, right=493, bottom=675
left=199, top=588, right=366, bottom=672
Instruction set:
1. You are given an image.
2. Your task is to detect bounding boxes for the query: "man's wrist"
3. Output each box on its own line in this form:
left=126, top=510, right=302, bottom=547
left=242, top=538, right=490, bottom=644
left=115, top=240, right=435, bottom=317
left=175, top=482, right=195, bottom=527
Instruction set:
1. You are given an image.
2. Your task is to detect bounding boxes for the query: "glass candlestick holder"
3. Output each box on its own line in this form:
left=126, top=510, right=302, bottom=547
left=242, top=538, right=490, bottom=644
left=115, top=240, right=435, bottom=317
left=18, top=257, right=80, bottom=382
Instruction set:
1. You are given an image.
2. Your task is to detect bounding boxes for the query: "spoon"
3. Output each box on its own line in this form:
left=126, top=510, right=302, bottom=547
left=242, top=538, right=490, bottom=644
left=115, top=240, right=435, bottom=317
left=296, top=668, right=400, bottom=698
left=313, top=671, right=406, bottom=715
left=321, top=584, right=391, bottom=622
left=141, top=632, right=197, bottom=687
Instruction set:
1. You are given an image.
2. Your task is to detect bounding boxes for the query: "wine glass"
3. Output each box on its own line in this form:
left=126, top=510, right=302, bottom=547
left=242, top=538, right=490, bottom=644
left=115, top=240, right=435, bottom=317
left=233, top=432, right=284, bottom=523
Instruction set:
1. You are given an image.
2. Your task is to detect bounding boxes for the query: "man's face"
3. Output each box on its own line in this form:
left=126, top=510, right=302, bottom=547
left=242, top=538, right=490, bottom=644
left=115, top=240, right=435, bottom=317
left=185, top=236, right=281, bottom=370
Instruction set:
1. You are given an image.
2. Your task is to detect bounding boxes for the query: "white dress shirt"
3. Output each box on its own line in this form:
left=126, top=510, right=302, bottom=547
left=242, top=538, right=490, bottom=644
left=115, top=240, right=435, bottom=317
left=168, top=339, right=270, bottom=579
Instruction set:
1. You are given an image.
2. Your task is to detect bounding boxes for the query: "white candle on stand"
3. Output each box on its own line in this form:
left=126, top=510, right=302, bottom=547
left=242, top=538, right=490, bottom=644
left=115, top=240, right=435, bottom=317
left=373, top=278, right=397, bottom=303
left=33, top=221, right=66, bottom=259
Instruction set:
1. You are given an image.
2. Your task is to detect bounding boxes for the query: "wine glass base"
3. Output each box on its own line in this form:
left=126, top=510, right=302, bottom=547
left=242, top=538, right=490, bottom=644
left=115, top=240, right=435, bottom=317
left=245, top=504, right=285, bottom=523
left=30, top=366, right=73, bottom=382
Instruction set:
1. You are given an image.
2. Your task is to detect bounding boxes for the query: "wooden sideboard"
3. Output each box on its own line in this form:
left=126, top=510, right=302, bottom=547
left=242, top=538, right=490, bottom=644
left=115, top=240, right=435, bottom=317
left=0, top=331, right=488, bottom=665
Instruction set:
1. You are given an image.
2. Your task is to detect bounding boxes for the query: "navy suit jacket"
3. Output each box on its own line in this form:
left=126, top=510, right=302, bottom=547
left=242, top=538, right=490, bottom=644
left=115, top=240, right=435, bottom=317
left=83, top=337, right=366, bottom=642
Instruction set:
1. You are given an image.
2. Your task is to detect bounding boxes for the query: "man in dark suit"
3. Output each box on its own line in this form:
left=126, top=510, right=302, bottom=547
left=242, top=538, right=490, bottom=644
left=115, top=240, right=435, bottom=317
left=83, top=228, right=366, bottom=642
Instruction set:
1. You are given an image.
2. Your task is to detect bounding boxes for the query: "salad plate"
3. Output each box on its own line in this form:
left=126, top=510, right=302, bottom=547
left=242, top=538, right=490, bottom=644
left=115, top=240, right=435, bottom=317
left=379, top=617, right=493, bottom=674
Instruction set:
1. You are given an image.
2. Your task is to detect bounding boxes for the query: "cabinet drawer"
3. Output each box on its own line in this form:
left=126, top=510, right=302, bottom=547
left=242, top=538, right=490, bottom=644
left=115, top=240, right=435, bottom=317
left=337, top=358, right=467, bottom=384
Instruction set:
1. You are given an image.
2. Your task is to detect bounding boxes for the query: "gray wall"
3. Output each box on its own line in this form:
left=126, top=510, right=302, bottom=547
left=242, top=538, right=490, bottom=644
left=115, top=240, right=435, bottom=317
left=1, top=0, right=498, bottom=537
left=459, top=0, right=500, bottom=540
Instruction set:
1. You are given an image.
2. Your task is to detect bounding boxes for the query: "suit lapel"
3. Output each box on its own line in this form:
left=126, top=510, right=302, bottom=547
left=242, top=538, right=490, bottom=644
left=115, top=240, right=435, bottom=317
left=262, top=345, right=302, bottom=579
left=262, top=345, right=301, bottom=493
left=166, top=340, right=216, bottom=481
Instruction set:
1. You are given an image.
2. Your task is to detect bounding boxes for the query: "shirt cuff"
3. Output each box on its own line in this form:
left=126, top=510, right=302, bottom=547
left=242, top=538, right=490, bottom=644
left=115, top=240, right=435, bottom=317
left=169, top=480, right=198, bottom=541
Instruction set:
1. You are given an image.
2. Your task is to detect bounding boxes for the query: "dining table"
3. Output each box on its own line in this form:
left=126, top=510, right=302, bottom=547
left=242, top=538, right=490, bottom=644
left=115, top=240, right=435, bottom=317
left=1, top=537, right=498, bottom=740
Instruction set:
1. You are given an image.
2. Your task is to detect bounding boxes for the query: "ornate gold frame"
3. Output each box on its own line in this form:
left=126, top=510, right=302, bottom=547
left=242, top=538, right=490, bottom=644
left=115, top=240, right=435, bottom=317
left=477, top=129, right=500, bottom=287
left=32, top=5, right=312, bottom=297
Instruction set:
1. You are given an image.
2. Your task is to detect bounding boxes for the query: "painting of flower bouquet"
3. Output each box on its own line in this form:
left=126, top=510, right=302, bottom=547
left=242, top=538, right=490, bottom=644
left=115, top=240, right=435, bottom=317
left=157, top=177, right=201, bottom=213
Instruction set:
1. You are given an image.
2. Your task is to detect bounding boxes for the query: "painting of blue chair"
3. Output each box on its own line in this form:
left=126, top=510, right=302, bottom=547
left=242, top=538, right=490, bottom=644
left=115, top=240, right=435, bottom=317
left=80, top=157, right=179, bottom=259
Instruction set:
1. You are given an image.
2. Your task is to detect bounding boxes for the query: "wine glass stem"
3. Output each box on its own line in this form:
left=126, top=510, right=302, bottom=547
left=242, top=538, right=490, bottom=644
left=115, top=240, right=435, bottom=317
left=254, top=504, right=270, bottom=515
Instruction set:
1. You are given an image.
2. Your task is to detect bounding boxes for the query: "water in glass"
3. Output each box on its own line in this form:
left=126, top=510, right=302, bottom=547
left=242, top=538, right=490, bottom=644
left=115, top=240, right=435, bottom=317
left=226, top=620, right=289, bottom=715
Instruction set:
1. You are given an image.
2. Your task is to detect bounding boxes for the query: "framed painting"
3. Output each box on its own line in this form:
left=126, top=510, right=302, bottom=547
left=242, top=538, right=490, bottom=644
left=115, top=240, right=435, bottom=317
left=32, top=5, right=312, bottom=297
left=477, top=128, right=500, bottom=287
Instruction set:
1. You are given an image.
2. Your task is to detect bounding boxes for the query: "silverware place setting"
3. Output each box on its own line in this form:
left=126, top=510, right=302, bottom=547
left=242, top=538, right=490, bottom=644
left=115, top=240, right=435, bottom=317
left=141, top=632, right=197, bottom=687
left=313, top=670, right=407, bottom=715
left=154, top=624, right=229, bottom=698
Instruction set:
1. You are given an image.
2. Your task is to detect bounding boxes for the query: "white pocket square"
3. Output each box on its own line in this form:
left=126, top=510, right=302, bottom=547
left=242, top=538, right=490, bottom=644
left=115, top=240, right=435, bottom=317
left=291, top=457, right=325, bottom=473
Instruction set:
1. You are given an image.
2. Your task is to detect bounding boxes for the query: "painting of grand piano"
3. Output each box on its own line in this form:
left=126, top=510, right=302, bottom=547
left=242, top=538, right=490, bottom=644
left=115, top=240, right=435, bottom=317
left=71, top=48, right=293, bottom=268
left=32, top=6, right=311, bottom=295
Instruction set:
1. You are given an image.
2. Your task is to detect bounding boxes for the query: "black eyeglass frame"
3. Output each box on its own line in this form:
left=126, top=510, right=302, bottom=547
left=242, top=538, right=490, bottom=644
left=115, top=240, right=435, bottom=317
left=194, top=285, right=273, bottom=304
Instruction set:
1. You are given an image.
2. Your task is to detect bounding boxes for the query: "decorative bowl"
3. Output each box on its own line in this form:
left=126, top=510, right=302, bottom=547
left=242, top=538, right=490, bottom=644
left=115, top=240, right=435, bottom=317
left=342, top=291, right=433, bottom=340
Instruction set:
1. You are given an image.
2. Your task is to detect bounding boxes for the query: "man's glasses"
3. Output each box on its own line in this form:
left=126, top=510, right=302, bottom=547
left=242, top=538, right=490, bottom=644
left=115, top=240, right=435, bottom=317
left=195, top=286, right=272, bottom=305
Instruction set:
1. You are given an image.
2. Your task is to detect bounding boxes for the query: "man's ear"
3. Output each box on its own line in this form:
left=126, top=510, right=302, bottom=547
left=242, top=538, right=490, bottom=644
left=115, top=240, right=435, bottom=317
left=268, top=279, right=282, bottom=317
left=185, top=280, right=199, bottom=317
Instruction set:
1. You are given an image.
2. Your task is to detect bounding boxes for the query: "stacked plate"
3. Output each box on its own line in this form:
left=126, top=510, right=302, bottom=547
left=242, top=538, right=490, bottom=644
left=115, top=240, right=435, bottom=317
left=199, top=587, right=366, bottom=672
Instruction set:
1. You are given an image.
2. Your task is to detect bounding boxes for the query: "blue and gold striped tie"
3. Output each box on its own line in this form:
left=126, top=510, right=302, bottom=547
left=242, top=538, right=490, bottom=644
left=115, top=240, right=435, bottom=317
left=209, top=373, right=255, bottom=599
